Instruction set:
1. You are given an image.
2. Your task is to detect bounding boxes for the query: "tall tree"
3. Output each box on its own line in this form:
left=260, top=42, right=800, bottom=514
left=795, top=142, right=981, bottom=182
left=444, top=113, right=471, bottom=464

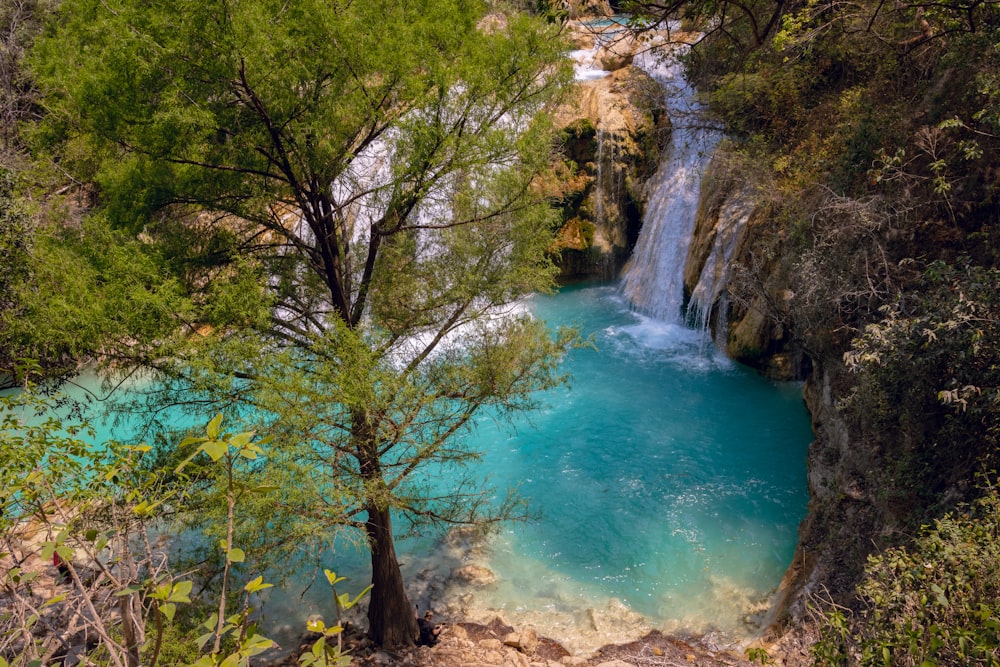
left=31, top=0, right=573, bottom=647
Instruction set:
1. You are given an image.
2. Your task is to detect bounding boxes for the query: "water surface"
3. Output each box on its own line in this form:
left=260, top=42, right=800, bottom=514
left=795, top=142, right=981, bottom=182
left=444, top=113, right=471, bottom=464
left=263, top=282, right=811, bottom=653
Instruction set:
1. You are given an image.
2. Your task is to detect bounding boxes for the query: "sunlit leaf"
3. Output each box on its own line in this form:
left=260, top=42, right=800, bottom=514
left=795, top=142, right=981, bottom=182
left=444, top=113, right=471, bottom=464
left=201, top=439, right=228, bottom=461
left=169, top=580, right=193, bottom=602
left=159, top=602, right=176, bottom=621
left=229, top=431, right=254, bottom=448
left=206, top=413, right=224, bottom=439
left=244, top=575, right=273, bottom=593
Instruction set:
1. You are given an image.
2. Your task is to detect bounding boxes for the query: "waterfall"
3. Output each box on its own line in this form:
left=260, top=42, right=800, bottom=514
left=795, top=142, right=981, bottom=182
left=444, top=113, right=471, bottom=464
left=621, top=46, right=722, bottom=324
left=687, top=193, right=754, bottom=334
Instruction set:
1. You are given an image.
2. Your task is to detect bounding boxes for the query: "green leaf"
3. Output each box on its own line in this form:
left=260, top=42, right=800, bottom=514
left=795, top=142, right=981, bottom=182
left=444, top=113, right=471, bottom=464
left=324, top=569, right=345, bottom=586
left=243, top=633, right=276, bottom=655
left=227, top=548, right=246, bottom=563
left=201, top=439, right=228, bottom=461
left=339, top=585, right=373, bottom=611
left=238, top=445, right=260, bottom=460
left=169, top=580, right=193, bottom=602
left=116, top=584, right=144, bottom=597
left=229, top=431, right=254, bottom=448
left=206, top=413, right=224, bottom=439
left=39, top=541, right=56, bottom=561
left=307, top=617, right=326, bottom=633
left=159, top=602, right=176, bottom=621
left=41, top=594, right=66, bottom=608
left=244, top=575, right=273, bottom=593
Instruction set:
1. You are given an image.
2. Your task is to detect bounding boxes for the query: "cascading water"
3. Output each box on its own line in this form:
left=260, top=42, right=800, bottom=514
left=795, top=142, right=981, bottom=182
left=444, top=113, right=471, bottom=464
left=621, top=46, right=722, bottom=323
left=687, top=194, right=754, bottom=335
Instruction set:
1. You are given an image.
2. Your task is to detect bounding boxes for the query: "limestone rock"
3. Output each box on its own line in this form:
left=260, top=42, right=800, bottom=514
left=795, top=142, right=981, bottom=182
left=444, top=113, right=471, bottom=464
left=553, top=65, right=669, bottom=279
left=564, top=0, right=614, bottom=18
left=451, top=564, right=497, bottom=587
left=503, top=627, right=540, bottom=655
left=479, top=638, right=505, bottom=651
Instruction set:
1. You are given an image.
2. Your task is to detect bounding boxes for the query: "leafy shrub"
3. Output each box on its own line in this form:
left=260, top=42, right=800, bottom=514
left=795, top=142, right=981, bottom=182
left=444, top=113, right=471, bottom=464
left=813, top=481, right=1000, bottom=666
left=841, top=262, right=1000, bottom=505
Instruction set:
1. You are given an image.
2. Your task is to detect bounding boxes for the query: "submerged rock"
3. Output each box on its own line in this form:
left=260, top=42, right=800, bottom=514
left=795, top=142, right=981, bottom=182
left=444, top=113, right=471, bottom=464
left=450, top=564, right=497, bottom=587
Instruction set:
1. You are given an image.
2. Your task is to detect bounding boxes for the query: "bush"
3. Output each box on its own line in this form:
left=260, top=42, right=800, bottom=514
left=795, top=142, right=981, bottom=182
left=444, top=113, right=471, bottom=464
left=813, top=481, right=1000, bottom=666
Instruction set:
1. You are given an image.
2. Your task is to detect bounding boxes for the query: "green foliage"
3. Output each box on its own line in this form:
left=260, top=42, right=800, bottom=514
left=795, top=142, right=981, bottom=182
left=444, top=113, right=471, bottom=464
left=842, top=262, right=1000, bottom=503
left=28, top=0, right=575, bottom=647
left=0, top=169, right=31, bottom=313
left=747, top=646, right=776, bottom=665
left=813, top=481, right=1000, bottom=666
left=0, top=214, right=193, bottom=386
left=0, top=401, right=365, bottom=666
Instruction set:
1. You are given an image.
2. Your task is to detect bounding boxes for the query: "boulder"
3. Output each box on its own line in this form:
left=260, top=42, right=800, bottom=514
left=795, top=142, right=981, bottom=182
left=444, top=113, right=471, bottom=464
left=503, top=627, right=540, bottom=655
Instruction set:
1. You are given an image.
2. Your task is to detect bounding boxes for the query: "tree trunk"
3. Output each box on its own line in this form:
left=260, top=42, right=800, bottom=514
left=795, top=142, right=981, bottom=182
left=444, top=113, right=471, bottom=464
left=365, top=502, right=418, bottom=648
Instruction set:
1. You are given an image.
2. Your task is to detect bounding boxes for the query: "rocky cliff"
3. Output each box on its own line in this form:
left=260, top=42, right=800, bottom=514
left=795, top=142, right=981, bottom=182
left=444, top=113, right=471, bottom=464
left=551, top=26, right=669, bottom=280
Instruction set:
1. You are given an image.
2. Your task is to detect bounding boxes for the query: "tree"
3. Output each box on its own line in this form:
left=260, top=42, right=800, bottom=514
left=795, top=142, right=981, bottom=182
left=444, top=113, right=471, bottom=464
left=30, top=0, right=573, bottom=647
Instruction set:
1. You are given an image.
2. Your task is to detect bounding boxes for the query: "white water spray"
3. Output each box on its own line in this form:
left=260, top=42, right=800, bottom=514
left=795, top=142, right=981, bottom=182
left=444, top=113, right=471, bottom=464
left=621, top=45, right=722, bottom=324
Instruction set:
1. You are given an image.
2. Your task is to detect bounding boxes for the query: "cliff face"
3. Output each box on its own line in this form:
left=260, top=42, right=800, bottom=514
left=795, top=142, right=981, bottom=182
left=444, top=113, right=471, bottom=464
left=685, top=145, right=994, bottom=663
left=552, top=67, right=668, bottom=280
left=683, top=152, right=804, bottom=380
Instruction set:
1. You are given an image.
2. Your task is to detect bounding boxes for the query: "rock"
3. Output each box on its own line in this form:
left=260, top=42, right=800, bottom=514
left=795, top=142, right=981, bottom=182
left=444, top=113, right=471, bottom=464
left=565, top=0, right=613, bottom=18
left=594, top=661, right=633, bottom=667
left=586, top=599, right=648, bottom=636
left=451, top=564, right=496, bottom=587
left=368, top=650, right=397, bottom=665
left=477, top=13, right=507, bottom=34
left=503, top=627, right=540, bottom=655
left=552, top=65, right=669, bottom=279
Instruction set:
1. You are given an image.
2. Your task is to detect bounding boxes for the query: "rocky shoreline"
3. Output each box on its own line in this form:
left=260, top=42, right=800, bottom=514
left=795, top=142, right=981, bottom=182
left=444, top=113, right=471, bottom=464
left=266, top=617, right=757, bottom=667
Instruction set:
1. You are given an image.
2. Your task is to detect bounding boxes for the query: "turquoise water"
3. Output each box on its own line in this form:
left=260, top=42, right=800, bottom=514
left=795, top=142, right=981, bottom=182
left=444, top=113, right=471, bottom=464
left=12, top=282, right=811, bottom=652
left=423, top=283, right=809, bottom=648
left=263, top=282, right=810, bottom=651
